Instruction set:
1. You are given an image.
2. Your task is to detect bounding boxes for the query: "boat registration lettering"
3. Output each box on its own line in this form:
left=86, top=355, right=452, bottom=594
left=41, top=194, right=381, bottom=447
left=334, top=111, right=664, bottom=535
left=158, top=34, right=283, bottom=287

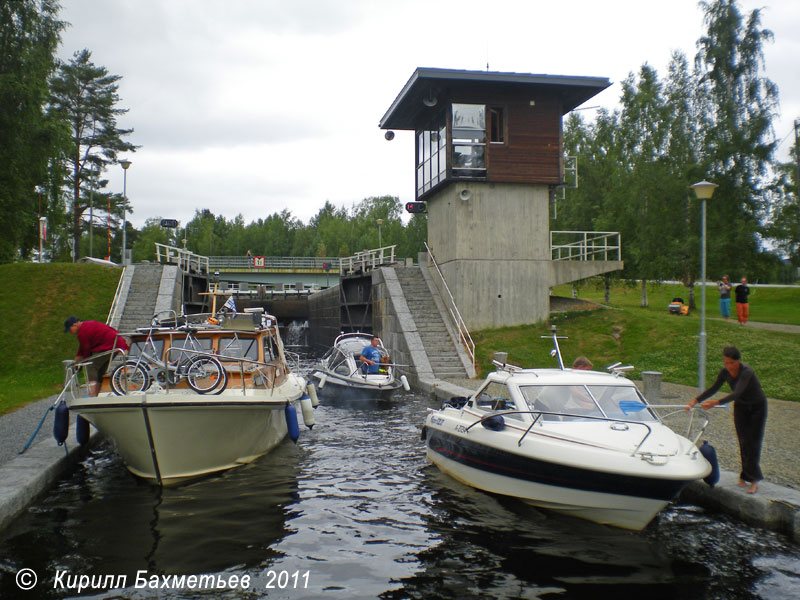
left=455, top=424, right=468, bottom=434
left=430, top=415, right=445, bottom=426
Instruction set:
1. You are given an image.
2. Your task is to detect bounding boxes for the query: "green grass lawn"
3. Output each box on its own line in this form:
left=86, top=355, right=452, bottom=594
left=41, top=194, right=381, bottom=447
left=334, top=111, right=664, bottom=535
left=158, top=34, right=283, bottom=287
left=554, top=279, right=800, bottom=325
left=0, top=263, right=121, bottom=415
left=473, top=280, right=800, bottom=403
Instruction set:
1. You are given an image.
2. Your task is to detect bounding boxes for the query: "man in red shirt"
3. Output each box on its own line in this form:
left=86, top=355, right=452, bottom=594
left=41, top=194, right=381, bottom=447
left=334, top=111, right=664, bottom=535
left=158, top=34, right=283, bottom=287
left=65, top=317, right=129, bottom=396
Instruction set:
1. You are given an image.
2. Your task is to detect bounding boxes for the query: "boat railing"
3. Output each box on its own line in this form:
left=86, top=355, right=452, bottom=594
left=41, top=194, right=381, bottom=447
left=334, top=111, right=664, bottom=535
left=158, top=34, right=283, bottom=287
left=424, top=242, right=475, bottom=372
left=462, top=407, right=712, bottom=459
left=68, top=348, right=129, bottom=396
left=162, top=346, right=296, bottom=396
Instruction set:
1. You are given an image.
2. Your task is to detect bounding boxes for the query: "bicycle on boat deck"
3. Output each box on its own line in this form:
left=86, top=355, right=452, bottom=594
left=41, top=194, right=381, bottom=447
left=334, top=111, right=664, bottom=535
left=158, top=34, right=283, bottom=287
left=110, top=323, right=226, bottom=395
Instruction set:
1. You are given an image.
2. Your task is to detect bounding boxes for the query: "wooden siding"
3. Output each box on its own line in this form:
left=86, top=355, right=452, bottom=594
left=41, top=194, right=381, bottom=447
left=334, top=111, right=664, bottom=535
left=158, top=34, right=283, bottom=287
left=448, top=84, right=564, bottom=185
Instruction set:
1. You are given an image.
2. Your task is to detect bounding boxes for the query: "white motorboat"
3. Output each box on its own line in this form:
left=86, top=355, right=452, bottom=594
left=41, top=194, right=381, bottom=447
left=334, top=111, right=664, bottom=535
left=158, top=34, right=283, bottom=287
left=311, top=332, right=410, bottom=399
left=422, top=329, right=713, bottom=530
left=66, top=309, right=317, bottom=486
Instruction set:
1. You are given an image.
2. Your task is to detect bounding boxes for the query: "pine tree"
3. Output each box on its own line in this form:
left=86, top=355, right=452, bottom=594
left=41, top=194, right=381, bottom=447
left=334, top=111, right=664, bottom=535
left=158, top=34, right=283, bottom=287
left=48, top=48, right=137, bottom=259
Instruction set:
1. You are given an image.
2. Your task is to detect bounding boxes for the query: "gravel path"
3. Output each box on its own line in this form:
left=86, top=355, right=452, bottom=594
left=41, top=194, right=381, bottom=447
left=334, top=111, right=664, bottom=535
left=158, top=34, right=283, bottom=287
left=0, top=395, right=62, bottom=468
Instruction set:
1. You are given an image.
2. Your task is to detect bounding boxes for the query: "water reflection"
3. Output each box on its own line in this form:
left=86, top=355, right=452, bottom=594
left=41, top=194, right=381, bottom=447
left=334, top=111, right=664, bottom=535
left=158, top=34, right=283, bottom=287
left=1, top=366, right=799, bottom=599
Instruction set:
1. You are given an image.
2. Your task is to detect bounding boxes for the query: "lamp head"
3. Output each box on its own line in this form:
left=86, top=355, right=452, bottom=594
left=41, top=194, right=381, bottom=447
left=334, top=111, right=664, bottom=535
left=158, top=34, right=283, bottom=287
left=120, top=159, right=132, bottom=170
left=690, top=180, right=718, bottom=199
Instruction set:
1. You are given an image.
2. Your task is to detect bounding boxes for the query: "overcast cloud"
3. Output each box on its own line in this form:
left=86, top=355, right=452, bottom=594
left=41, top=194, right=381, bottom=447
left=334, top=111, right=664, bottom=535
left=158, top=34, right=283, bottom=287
left=57, top=0, right=800, bottom=228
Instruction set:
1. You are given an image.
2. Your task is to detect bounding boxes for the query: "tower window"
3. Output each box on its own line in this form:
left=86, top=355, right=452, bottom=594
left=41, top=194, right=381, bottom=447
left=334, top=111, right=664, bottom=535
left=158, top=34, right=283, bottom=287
left=489, top=106, right=505, bottom=143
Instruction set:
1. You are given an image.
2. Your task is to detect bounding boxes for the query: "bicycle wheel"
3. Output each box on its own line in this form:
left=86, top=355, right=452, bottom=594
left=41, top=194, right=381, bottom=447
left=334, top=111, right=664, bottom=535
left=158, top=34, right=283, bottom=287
left=186, top=356, right=226, bottom=394
left=110, top=362, right=151, bottom=395
left=209, top=365, right=229, bottom=395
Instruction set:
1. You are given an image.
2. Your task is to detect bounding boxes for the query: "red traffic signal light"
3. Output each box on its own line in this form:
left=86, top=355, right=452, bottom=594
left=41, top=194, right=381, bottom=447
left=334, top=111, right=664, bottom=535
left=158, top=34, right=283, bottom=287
left=405, top=202, right=427, bottom=214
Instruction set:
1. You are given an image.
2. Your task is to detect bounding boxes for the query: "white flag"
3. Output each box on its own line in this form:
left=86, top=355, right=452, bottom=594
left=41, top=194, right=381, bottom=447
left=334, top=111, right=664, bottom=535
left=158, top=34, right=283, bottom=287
left=223, top=296, right=236, bottom=312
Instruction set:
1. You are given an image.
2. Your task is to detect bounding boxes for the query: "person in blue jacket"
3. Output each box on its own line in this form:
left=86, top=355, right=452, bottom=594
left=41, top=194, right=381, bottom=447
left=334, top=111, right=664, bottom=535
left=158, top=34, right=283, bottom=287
left=360, top=337, right=382, bottom=374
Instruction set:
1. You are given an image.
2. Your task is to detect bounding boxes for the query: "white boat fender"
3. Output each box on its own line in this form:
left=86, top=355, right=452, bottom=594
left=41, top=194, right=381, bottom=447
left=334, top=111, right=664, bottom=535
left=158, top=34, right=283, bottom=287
left=481, top=415, right=505, bottom=431
left=299, top=396, right=315, bottom=429
left=306, top=382, right=319, bottom=407
left=284, top=404, right=300, bottom=443
left=53, top=401, right=69, bottom=446
left=317, top=373, right=327, bottom=389
left=400, top=374, right=410, bottom=392
left=76, top=415, right=90, bottom=446
left=699, top=441, right=720, bottom=487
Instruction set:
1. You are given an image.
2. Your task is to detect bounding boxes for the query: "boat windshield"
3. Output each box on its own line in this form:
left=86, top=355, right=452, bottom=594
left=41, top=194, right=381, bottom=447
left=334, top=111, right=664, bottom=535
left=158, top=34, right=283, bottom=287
left=520, top=385, right=656, bottom=422
left=338, top=337, right=372, bottom=356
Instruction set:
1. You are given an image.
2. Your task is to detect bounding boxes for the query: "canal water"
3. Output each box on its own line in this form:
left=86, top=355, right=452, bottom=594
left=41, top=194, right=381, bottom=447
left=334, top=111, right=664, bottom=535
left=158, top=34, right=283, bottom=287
left=1, top=351, right=799, bottom=599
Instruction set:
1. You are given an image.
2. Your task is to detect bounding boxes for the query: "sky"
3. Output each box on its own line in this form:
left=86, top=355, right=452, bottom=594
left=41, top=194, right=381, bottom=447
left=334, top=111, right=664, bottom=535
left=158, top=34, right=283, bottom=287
left=57, top=0, right=800, bottom=229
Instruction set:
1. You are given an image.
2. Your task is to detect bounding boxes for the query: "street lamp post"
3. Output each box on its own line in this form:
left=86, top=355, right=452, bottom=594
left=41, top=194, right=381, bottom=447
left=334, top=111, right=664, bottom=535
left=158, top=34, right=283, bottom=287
left=120, top=159, right=131, bottom=264
left=690, top=180, right=718, bottom=393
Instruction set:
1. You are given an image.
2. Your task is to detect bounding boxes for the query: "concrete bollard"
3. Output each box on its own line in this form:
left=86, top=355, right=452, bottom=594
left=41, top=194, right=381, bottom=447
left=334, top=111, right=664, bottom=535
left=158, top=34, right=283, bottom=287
left=642, top=371, right=663, bottom=403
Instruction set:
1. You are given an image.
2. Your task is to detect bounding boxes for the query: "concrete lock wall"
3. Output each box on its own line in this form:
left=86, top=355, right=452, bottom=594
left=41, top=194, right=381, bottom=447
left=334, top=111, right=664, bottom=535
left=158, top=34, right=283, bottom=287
left=370, top=267, right=434, bottom=388
left=427, top=182, right=552, bottom=329
left=306, top=286, right=340, bottom=350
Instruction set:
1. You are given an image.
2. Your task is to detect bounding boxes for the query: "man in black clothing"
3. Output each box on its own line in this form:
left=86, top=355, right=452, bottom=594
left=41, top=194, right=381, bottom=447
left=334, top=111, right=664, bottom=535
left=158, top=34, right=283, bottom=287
left=686, top=346, right=767, bottom=494
left=735, top=277, right=750, bottom=324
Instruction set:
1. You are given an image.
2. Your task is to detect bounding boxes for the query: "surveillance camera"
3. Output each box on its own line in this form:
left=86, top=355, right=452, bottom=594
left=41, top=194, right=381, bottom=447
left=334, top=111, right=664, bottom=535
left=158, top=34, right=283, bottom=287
left=384, top=131, right=395, bottom=141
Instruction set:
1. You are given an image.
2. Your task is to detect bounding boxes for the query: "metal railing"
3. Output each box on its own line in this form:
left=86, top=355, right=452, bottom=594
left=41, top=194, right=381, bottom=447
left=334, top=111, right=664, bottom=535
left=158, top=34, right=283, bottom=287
left=155, top=243, right=210, bottom=273
left=424, top=242, right=475, bottom=372
left=208, top=255, right=341, bottom=271
left=339, top=245, right=397, bottom=274
left=550, top=231, right=621, bottom=261
left=106, top=267, right=127, bottom=327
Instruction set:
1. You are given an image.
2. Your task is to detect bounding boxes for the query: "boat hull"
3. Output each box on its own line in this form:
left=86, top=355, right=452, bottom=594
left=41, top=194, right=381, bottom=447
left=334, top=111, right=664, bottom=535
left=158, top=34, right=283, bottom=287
left=312, top=369, right=401, bottom=400
left=425, top=424, right=709, bottom=530
left=70, top=379, right=305, bottom=485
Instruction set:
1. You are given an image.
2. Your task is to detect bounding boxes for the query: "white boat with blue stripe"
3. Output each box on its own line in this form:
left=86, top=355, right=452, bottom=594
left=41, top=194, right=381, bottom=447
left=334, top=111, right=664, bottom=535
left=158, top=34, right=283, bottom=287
left=422, top=328, right=714, bottom=530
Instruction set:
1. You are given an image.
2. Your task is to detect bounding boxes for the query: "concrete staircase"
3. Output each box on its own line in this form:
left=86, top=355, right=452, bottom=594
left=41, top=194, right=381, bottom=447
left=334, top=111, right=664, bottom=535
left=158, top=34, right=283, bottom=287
left=393, top=266, right=468, bottom=379
left=114, top=264, right=182, bottom=333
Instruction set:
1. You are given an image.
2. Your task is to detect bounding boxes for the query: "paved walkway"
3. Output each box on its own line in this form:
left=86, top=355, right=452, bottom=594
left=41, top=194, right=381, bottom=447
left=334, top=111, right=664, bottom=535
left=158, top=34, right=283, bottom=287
left=0, top=395, right=62, bottom=468
left=709, top=318, right=800, bottom=334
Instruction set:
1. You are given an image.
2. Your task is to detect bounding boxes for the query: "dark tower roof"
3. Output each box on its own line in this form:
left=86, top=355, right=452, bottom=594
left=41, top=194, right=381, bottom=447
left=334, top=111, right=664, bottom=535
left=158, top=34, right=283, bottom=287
left=379, top=67, right=611, bottom=131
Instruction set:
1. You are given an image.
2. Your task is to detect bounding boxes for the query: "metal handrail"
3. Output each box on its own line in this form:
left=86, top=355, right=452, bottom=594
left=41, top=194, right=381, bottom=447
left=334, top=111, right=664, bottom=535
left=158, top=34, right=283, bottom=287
left=424, top=242, right=475, bottom=371
left=208, top=255, right=342, bottom=271
left=106, top=267, right=127, bottom=326
left=340, top=245, right=397, bottom=274
left=154, top=243, right=209, bottom=274
left=550, top=231, right=621, bottom=261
